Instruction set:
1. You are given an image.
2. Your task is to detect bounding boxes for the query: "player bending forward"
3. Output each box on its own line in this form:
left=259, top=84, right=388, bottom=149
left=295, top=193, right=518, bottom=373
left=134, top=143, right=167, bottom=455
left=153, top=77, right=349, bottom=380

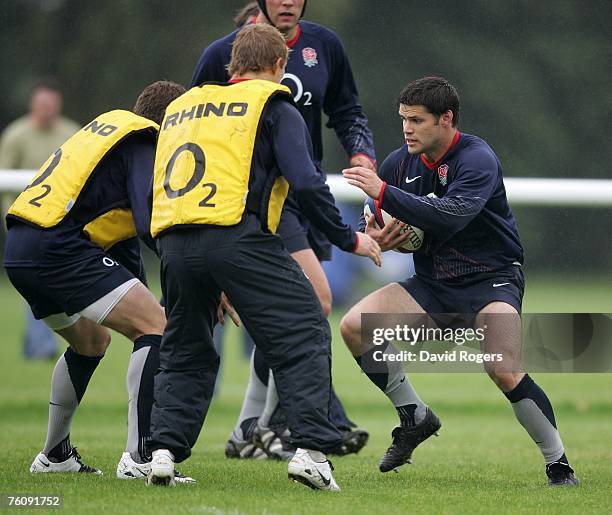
left=4, top=81, right=196, bottom=482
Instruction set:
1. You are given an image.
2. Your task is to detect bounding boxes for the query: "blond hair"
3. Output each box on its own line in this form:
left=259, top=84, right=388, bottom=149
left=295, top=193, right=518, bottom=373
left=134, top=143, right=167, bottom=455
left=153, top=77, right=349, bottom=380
left=228, top=24, right=288, bottom=76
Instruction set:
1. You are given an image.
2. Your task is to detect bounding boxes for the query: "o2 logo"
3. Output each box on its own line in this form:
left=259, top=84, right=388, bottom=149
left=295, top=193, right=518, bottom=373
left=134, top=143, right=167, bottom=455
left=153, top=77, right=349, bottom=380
left=282, top=73, right=313, bottom=106
left=102, top=257, right=118, bottom=267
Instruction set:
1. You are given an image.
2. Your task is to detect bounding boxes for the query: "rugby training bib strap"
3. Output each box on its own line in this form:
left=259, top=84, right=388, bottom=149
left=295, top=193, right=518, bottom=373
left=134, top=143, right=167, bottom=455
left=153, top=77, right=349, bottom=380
left=150, top=80, right=292, bottom=237
left=83, top=208, right=137, bottom=250
left=8, top=110, right=158, bottom=228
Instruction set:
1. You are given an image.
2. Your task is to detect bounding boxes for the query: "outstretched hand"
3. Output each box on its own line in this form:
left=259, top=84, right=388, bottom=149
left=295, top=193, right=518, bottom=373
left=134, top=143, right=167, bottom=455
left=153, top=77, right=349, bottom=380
left=353, top=231, right=382, bottom=267
left=342, top=166, right=384, bottom=199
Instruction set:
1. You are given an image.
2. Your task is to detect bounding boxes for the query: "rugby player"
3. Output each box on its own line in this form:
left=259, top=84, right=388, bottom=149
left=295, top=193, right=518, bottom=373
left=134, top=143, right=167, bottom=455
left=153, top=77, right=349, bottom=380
left=341, top=76, right=579, bottom=486
left=146, top=24, right=380, bottom=491
left=3, top=80, right=195, bottom=482
left=191, top=0, right=375, bottom=460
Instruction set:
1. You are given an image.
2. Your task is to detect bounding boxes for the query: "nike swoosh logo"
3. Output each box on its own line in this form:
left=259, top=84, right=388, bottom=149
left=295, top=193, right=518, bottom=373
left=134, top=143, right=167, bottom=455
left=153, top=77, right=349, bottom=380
left=399, top=376, right=406, bottom=383
left=317, top=469, right=331, bottom=486
left=406, top=176, right=421, bottom=184
left=49, top=402, right=62, bottom=406
left=492, top=283, right=510, bottom=288
left=132, top=465, right=148, bottom=476
left=38, top=458, right=50, bottom=468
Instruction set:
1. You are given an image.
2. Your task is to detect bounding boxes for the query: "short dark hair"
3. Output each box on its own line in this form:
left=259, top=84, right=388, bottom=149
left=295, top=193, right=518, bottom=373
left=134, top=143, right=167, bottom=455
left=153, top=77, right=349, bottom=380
left=31, top=77, right=63, bottom=97
left=398, top=77, right=460, bottom=127
left=133, top=80, right=186, bottom=125
left=234, top=1, right=260, bottom=27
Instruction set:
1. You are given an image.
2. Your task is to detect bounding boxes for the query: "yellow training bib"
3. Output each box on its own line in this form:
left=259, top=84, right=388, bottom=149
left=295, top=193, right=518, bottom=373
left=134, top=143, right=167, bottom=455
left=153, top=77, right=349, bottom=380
left=8, top=110, right=157, bottom=231
left=151, top=80, right=292, bottom=237
left=82, top=208, right=138, bottom=251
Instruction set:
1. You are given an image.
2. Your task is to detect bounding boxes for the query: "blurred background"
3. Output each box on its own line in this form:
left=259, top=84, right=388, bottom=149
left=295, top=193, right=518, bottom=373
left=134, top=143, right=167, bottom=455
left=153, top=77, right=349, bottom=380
left=1, top=0, right=612, bottom=325
left=1, top=0, right=612, bottom=280
left=0, top=4, right=610, bottom=509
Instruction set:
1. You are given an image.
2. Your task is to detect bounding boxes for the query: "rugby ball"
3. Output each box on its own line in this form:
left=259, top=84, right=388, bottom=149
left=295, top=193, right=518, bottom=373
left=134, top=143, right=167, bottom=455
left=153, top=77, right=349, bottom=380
left=363, top=197, right=424, bottom=252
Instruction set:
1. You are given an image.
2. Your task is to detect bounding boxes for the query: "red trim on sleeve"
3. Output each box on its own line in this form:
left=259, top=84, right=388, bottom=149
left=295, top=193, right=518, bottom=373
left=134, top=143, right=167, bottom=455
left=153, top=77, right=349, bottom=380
left=352, top=231, right=360, bottom=253
left=351, top=153, right=377, bottom=167
left=377, top=181, right=387, bottom=203
left=373, top=199, right=384, bottom=227
left=420, top=131, right=461, bottom=170
left=286, top=24, right=302, bottom=48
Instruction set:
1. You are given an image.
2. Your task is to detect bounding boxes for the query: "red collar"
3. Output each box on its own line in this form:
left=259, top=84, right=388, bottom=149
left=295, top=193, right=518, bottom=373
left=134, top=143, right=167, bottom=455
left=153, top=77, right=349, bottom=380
left=250, top=17, right=301, bottom=47
left=228, top=78, right=251, bottom=84
left=420, top=131, right=460, bottom=170
left=285, top=23, right=301, bottom=48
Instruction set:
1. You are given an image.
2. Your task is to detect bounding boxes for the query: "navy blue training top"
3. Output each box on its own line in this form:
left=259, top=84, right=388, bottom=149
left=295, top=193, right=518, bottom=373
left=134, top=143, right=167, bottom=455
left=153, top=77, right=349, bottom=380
left=190, top=20, right=375, bottom=165
left=4, top=132, right=156, bottom=269
left=365, top=132, right=524, bottom=280
left=253, top=95, right=356, bottom=252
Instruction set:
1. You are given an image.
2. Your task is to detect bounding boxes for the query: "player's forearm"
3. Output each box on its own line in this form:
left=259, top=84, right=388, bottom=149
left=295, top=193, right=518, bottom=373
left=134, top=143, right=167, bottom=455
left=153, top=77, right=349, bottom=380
left=328, top=110, right=376, bottom=162
left=380, top=185, right=483, bottom=236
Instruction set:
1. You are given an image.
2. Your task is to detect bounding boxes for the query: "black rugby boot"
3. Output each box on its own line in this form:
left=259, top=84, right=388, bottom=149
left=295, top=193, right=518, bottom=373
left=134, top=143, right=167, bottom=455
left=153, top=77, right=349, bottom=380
left=379, top=408, right=441, bottom=473
left=546, top=461, right=579, bottom=487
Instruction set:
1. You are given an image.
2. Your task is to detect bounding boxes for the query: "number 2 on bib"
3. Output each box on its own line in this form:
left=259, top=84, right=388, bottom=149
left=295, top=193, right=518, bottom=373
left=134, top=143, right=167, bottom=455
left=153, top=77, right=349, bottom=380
left=27, top=148, right=62, bottom=207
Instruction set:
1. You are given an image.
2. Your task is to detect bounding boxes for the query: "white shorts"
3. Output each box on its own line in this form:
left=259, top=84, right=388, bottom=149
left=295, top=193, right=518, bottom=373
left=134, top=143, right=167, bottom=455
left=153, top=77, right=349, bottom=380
left=43, top=278, right=140, bottom=330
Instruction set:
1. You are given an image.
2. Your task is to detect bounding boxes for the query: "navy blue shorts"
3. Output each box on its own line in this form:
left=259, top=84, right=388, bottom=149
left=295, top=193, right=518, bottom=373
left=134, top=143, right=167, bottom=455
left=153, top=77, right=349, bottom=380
left=277, top=194, right=332, bottom=262
left=4, top=224, right=137, bottom=319
left=399, top=266, right=524, bottom=318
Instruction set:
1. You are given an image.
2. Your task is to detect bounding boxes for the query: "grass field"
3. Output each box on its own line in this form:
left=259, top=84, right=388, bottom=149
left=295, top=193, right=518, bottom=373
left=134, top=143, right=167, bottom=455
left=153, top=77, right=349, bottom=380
left=0, top=273, right=611, bottom=514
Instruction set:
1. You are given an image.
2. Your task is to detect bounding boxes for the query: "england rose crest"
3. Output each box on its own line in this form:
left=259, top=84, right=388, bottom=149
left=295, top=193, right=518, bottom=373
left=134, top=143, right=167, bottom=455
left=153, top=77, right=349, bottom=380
left=437, top=164, right=449, bottom=186
left=302, top=47, right=318, bottom=68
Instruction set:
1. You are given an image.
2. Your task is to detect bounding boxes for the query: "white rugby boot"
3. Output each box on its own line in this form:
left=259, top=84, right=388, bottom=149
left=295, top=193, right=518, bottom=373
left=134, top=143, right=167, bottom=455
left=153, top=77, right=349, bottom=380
left=288, top=448, right=340, bottom=492
left=116, top=452, right=150, bottom=479
left=117, top=452, right=195, bottom=483
left=146, top=449, right=175, bottom=487
left=30, top=448, right=102, bottom=475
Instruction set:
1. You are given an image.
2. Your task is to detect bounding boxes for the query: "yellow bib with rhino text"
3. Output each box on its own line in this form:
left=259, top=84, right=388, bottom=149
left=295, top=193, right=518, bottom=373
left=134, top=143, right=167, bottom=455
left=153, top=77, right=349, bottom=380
left=151, top=80, right=292, bottom=237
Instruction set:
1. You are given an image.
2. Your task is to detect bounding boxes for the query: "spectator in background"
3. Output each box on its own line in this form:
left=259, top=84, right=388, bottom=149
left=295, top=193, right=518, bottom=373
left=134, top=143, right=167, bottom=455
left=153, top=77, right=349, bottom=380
left=0, top=78, right=79, bottom=360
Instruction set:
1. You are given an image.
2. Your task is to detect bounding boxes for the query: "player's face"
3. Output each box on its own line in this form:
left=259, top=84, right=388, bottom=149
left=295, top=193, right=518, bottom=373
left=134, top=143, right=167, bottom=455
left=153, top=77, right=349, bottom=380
left=399, top=104, right=446, bottom=156
left=265, top=0, right=304, bottom=32
left=30, top=88, right=62, bottom=129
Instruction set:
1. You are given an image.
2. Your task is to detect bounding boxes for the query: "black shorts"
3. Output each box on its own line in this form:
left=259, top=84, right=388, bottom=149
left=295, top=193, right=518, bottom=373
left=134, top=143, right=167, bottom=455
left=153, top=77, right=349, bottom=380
left=4, top=224, right=136, bottom=319
left=399, top=266, right=524, bottom=318
left=277, top=194, right=332, bottom=261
